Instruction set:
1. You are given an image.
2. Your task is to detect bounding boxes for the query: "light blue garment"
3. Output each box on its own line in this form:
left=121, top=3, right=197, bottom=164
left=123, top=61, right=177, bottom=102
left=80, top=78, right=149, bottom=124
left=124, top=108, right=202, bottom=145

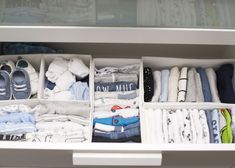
left=70, top=81, right=89, bottom=100
left=0, top=113, right=35, bottom=123
left=0, top=122, right=36, bottom=134
left=93, top=126, right=140, bottom=140
left=93, top=116, right=139, bottom=126
left=211, top=109, right=221, bottom=143
left=160, top=69, right=170, bottom=102
left=197, top=68, right=212, bottom=102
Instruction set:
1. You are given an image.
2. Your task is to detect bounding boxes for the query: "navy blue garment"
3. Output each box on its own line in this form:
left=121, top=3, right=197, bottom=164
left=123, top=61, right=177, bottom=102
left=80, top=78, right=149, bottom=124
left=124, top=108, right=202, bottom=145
left=93, top=126, right=140, bottom=140
left=2, top=43, right=63, bottom=55
left=216, top=64, right=235, bottom=103
left=92, top=135, right=141, bottom=143
left=197, top=68, right=212, bottom=102
left=144, top=67, right=154, bottom=102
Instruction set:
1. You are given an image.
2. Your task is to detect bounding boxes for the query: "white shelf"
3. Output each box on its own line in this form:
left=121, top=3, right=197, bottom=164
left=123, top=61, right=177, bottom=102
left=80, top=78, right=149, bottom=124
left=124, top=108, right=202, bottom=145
left=1, top=26, right=235, bottom=45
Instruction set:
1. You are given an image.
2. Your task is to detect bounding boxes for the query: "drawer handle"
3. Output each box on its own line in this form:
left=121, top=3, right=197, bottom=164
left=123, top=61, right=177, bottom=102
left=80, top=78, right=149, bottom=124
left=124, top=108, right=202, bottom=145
left=73, top=152, right=162, bottom=166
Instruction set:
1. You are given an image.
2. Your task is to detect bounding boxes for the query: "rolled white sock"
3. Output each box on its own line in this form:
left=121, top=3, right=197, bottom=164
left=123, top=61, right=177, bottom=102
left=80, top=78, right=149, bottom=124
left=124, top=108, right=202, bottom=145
left=68, top=57, right=89, bottom=79
left=55, top=71, right=76, bottom=91
left=46, top=57, right=68, bottom=83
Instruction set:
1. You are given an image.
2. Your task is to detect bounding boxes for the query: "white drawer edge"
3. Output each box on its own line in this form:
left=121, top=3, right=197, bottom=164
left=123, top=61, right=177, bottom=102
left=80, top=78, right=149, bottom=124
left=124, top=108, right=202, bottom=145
left=73, top=152, right=162, bottom=166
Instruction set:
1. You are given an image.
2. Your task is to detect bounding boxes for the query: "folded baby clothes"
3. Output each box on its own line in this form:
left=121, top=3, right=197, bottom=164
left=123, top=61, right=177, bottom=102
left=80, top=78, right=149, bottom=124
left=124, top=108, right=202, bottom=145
left=95, top=73, right=138, bottom=84
left=167, top=110, right=181, bottom=143
left=186, top=68, right=197, bottom=102
left=0, top=104, right=35, bottom=115
left=0, top=134, right=25, bottom=141
left=197, top=68, right=212, bottom=102
left=0, top=122, right=36, bottom=134
left=177, top=67, right=188, bottom=102
left=95, top=64, right=139, bottom=77
left=160, top=69, right=170, bottom=102
left=95, top=105, right=138, bottom=112
left=211, top=109, right=221, bottom=143
left=0, top=113, right=35, bottom=123
left=231, top=108, right=235, bottom=142
left=94, top=109, right=139, bottom=119
left=70, top=81, right=89, bottom=101
left=144, top=67, right=154, bottom=102
left=94, top=122, right=140, bottom=132
left=93, top=127, right=140, bottom=140
left=45, top=57, right=68, bottom=83
left=216, top=64, right=235, bottom=103
left=206, top=68, right=220, bottom=102
left=205, top=110, right=214, bottom=143
left=190, top=109, right=203, bottom=143
left=95, top=82, right=137, bottom=92
left=198, top=110, right=210, bottom=143
left=93, top=116, right=139, bottom=126
left=219, top=109, right=233, bottom=143
left=44, top=89, right=74, bottom=100
left=68, top=57, right=89, bottom=79
left=195, top=72, right=205, bottom=102
left=92, top=135, right=141, bottom=143
left=181, top=109, right=193, bottom=143
left=95, top=90, right=139, bottom=100
left=168, top=67, right=180, bottom=102
left=151, top=71, right=161, bottom=102
left=162, top=109, right=168, bottom=143
left=94, top=98, right=138, bottom=107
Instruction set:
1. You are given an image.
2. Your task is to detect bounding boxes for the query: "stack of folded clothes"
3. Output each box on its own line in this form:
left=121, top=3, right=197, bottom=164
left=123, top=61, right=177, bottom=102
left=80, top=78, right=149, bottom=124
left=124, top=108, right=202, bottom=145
left=0, top=57, right=39, bottom=100
left=25, top=104, right=90, bottom=143
left=144, top=64, right=235, bottom=104
left=44, top=57, right=90, bottom=101
left=92, top=63, right=141, bottom=142
left=0, top=104, right=36, bottom=141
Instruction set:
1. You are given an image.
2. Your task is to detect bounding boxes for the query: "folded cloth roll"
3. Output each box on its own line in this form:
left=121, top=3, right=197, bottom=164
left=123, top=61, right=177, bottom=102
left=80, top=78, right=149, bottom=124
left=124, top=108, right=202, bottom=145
left=177, top=67, right=188, bottom=102
left=95, top=64, right=139, bottom=77
left=0, top=113, right=35, bottom=123
left=95, top=82, right=137, bottom=92
left=151, top=71, right=161, bottom=102
left=55, top=71, right=76, bottom=91
left=93, top=126, right=140, bottom=140
left=70, top=81, right=89, bottom=100
left=144, top=67, right=154, bottom=102
left=160, top=69, right=170, bottom=102
left=195, top=72, right=205, bottom=102
left=211, top=109, right=221, bottom=143
left=94, top=108, right=139, bottom=118
left=197, top=68, right=212, bottom=102
left=205, top=110, right=214, bottom=143
left=168, top=67, right=180, bottom=102
left=93, top=116, right=139, bottom=126
left=94, top=122, right=140, bottom=132
left=162, top=109, right=168, bottom=143
left=46, top=57, right=68, bottom=83
left=95, top=73, right=138, bottom=84
left=219, top=109, right=233, bottom=143
left=216, top=64, right=235, bottom=103
left=94, top=98, right=138, bottom=107
left=95, top=90, right=139, bottom=100
left=198, top=110, right=210, bottom=143
left=186, top=68, right=197, bottom=102
left=206, top=68, right=220, bottom=102
left=68, top=57, right=89, bottom=79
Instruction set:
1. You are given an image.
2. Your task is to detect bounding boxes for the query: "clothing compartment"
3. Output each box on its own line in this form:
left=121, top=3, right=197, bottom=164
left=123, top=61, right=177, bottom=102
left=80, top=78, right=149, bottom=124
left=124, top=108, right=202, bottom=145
left=0, top=100, right=91, bottom=143
left=41, top=54, right=92, bottom=103
left=92, top=58, right=142, bottom=143
left=141, top=104, right=235, bottom=144
left=142, top=56, right=235, bottom=104
left=0, top=54, right=42, bottom=100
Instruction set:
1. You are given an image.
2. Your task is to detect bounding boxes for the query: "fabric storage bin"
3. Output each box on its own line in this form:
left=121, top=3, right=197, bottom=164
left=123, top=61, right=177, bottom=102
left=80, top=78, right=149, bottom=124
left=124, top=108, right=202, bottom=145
left=40, top=54, right=92, bottom=103
left=141, top=56, right=235, bottom=106
left=92, top=58, right=143, bottom=143
left=0, top=99, right=92, bottom=143
left=0, top=54, right=43, bottom=100
left=141, top=103, right=235, bottom=144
